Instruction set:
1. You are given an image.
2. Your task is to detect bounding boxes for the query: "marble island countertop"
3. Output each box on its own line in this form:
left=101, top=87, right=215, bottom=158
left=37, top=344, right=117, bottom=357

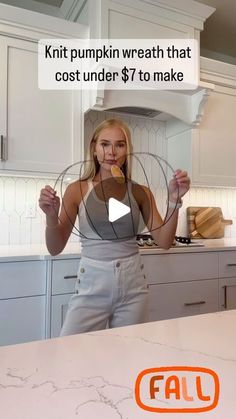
left=0, top=310, right=236, bottom=418
left=1, top=238, right=236, bottom=261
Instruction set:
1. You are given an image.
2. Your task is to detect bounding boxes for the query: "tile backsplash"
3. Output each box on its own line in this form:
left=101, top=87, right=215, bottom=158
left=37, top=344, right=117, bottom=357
left=1, top=177, right=236, bottom=247
left=1, top=110, right=236, bottom=246
left=1, top=179, right=236, bottom=246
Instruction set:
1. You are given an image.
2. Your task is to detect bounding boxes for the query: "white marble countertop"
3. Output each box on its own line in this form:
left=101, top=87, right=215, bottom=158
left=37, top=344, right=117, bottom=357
left=0, top=243, right=82, bottom=262
left=0, top=310, right=235, bottom=418
left=1, top=238, right=236, bottom=261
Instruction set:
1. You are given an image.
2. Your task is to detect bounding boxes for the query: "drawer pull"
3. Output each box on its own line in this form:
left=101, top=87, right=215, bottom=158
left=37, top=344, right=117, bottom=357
left=222, top=285, right=227, bottom=309
left=227, top=263, right=236, bottom=267
left=64, top=275, right=78, bottom=280
left=184, top=300, right=206, bottom=307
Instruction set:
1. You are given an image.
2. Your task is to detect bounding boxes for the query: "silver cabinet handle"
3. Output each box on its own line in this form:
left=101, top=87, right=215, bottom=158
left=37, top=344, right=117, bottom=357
left=184, top=301, right=206, bottom=306
left=227, top=263, right=236, bottom=267
left=0, top=135, right=7, bottom=161
left=64, top=275, right=78, bottom=280
left=221, top=285, right=227, bottom=309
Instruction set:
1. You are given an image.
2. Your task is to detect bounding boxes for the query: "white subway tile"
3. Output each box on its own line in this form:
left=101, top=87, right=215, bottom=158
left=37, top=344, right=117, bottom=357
left=2, top=112, right=236, bottom=245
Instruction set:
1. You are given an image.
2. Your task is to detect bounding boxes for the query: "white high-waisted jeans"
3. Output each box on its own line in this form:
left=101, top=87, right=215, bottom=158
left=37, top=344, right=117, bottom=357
left=60, top=252, right=148, bottom=336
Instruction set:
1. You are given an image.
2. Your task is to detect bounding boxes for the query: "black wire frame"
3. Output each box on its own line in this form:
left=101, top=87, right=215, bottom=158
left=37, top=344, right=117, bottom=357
left=52, top=152, right=180, bottom=239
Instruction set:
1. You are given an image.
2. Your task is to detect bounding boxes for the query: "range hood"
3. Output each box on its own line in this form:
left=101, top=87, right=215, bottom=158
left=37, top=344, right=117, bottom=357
left=105, top=106, right=162, bottom=119
left=83, top=81, right=214, bottom=126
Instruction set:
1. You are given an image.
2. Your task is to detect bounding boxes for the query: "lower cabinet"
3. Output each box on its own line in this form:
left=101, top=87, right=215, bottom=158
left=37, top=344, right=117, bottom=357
left=0, top=260, right=46, bottom=346
left=219, top=251, right=236, bottom=311
left=51, top=293, right=74, bottom=338
left=219, top=278, right=236, bottom=311
left=0, top=296, right=46, bottom=346
left=148, top=279, right=219, bottom=321
left=4, top=250, right=236, bottom=345
left=49, top=252, right=220, bottom=333
left=141, top=252, right=219, bottom=322
left=50, top=258, right=80, bottom=338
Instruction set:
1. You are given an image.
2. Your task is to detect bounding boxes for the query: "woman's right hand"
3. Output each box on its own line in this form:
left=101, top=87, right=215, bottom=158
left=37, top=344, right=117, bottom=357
left=38, top=185, right=60, bottom=218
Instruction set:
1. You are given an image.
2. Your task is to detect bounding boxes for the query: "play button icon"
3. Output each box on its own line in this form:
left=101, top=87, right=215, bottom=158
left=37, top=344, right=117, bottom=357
left=108, top=198, right=130, bottom=222
left=84, top=177, right=149, bottom=240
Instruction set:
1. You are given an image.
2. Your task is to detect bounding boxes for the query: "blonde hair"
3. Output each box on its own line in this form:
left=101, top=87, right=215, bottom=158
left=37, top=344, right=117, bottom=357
left=81, top=118, right=133, bottom=180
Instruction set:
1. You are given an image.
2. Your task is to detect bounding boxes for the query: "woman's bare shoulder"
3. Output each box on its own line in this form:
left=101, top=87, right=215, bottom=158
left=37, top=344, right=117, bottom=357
left=131, top=182, right=152, bottom=204
left=131, top=182, right=151, bottom=195
left=64, top=179, right=90, bottom=202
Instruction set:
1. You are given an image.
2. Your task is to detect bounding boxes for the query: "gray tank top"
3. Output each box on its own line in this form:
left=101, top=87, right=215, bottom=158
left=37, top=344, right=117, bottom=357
left=78, top=180, right=141, bottom=260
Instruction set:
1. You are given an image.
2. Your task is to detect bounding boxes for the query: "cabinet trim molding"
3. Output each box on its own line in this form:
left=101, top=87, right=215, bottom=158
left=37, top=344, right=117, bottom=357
left=0, top=4, right=88, bottom=41
left=200, top=57, right=236, bottom=90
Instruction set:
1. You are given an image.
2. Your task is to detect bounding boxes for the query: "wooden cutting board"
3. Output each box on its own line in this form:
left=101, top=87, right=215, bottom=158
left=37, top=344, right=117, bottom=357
left=187, top=207, right=233, bottom=239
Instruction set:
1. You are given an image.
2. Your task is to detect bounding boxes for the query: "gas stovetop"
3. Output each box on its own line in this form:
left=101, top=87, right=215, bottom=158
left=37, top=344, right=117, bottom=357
left=136, top=234, right=204, bottom=248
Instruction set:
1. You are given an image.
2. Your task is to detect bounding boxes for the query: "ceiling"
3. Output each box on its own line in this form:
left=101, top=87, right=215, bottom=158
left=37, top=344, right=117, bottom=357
left=1, top=0, right=236, bottom=62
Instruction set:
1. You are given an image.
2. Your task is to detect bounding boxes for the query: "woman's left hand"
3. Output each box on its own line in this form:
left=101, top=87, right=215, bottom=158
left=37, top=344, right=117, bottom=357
left=168, top=169, right=190, bottom=202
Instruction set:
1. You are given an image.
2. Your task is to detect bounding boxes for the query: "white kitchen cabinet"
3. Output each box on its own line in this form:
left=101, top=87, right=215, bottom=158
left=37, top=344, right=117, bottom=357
left=148, top=279, right=218, bottom=321
left=141, top=252, right=219, bottom=321
left=0, top=296, right=46, bottom=346
left=0, top=260, right=46, bottom=345
left=0, top=28, right=83, bottom=175
left=78, top=0, right=212, bottom=39
left=219, top=251, right=236, bottom=279
left=167, top=57, right=236, bottom=187
left=141, top=252, right=218, bottom=284
left=50, top=252, right=220, bottom=332
left=78, top=0, right=214, bottom=121
left=219, top=251, right=236, bottom=311
left=191, top=81, right=236, bottom=187
left=51, top=293, right=74, bottom=338
left=50, top=258, right=80, bottom=337
left=219, top=278, right=236, bottom=311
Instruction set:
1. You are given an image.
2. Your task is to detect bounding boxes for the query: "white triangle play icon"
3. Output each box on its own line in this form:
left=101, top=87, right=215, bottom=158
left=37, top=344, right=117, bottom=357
left=108, top=198, right=130, bottom=222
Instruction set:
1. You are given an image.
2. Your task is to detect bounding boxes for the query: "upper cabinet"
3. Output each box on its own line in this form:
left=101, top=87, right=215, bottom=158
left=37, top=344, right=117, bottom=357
left=167, top=57, right=236, bottom=188
left=195, top=57, right=236, bottom=187
left=77, top=0, right=235, bottom=189
left=78, top=0, right=215, bottom=123
left=0, top=5, right=88, bottom=175
left=80, top=0, right=214, bottom=40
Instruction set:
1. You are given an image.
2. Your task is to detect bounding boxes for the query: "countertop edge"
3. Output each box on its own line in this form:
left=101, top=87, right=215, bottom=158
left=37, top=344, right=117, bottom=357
left=1, top=239, right=236, bottom=261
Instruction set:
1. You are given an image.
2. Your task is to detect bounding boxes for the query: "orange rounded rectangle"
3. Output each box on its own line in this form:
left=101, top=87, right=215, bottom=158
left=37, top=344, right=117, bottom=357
left=135, top=366, right=220, bottom=413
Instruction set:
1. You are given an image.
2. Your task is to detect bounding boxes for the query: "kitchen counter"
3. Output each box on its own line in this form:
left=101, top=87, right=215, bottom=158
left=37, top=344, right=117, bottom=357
left=1, top=238, right=236, bottom=261
left=0, top=243, right=82, bottom=262
left=0, top=309, right=235, bottom=418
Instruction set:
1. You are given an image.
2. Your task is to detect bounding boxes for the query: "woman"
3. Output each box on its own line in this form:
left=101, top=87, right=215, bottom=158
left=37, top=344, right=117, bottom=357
left=39, top=118, right=190, bottom=335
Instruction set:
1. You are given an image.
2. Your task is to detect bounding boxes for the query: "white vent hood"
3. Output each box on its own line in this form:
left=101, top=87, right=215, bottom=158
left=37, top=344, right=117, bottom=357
left=79, top=0, right=215, bottom=126
left=84, top=80, right=214, bottom=126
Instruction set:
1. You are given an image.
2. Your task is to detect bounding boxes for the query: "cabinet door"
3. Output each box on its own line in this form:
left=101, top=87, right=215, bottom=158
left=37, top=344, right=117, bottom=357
left=0, top=260, right=46, bottom=299
left=0, top=35, right=83, bottom=174
left=141, top=252, right=218, bottom=285
left=191, top=88, right=236, bottom=187
left=219, top=251, right=236, bottom=278
left=51, top=258, right=79, bottom=295
left=219, top=278, right=236, bottom=311
left=51, top=293, right=73, bottom=338
left=88, top=0, right=195, bottom=39
left=219, top=252, right=236, bottom=311
left=0, top=296, right=46, bottom=346
left=148, top=279, right=218, bottom=321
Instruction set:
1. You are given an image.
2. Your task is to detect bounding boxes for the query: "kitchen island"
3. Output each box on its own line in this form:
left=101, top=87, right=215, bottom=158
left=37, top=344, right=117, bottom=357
left=0, top=310, right=235, bottom=418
